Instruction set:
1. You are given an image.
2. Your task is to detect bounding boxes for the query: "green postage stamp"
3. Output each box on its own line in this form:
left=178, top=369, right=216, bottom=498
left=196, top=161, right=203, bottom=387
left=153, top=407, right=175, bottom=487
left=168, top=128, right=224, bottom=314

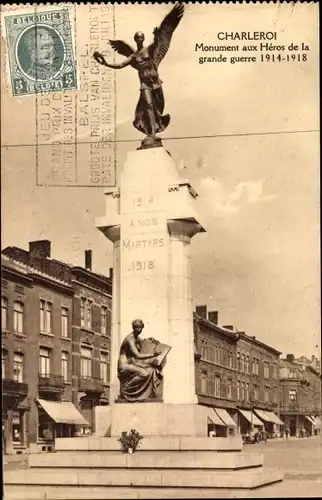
left=4, top=9, right=77, bottom=96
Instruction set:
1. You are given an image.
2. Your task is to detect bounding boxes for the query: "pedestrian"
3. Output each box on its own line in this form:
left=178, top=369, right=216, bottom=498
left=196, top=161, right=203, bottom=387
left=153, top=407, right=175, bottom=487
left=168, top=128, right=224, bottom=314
left=285, top=427, right=290, bottom=439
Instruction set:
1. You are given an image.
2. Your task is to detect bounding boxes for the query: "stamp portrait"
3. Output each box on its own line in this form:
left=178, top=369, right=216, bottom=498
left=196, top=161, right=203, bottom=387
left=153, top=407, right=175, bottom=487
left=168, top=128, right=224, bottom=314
left=4, top=9, right=77, bottom=96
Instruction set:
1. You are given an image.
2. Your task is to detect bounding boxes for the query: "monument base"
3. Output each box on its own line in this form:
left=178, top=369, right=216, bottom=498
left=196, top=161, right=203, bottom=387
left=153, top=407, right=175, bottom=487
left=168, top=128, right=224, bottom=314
left=110, top=402, right=213, bottom=437
left=3, top=434, right=284, bottom=499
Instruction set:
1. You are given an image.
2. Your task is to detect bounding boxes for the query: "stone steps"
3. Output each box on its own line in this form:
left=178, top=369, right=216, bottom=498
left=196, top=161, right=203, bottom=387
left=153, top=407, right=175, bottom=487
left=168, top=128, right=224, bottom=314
left=3, top=485, right=253, bottom=499
left=4, top=437, right=284, bottom=499
left=28, top=450, right=264, bottom=469
left=55, top=436, right=244, bottom=452
left=4, top=467, right=283, bottom=489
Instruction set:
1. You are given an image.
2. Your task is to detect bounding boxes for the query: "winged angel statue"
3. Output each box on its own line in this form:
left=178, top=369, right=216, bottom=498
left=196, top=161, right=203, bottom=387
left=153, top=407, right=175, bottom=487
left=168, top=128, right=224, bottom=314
left=93, top=3, right=185, bottom=149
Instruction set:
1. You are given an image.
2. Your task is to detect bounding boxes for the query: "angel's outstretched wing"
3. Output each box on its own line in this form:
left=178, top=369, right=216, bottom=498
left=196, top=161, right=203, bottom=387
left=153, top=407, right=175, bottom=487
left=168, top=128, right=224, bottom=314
left=109, top=40, right=135, bottom=57
left=149, top=3, right=185, bottom=67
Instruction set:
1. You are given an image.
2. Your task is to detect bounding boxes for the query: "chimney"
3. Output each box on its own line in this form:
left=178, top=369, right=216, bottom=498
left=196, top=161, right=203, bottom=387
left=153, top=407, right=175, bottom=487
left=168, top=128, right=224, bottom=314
left=223, top=325, right=234, bottom=331
left=208, top=311, right=218, bottom=325
left=195, top=305, right=207, bottom=319
left=286, top=354, right=295, bottom=363
left=29, top=240, right=51, bottom=260
left=85, top=250, right=92, bottom=271
left=109, top=267, right=113, bottom=280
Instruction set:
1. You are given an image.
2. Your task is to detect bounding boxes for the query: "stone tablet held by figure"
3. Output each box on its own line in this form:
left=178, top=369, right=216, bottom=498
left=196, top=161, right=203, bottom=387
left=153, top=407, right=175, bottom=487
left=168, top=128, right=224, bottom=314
left=117, top=319, right=171, bottom=403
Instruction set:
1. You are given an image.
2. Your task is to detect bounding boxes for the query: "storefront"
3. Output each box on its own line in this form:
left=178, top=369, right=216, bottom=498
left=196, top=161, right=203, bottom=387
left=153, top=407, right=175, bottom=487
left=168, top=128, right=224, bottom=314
left=254, top=409, right=283, bottom=438
left=238, top=409, right=263, bottom=436
left=312, top=416, right=321, bottom=435
left=36, top=399, right=90, bottom=450
left=207, top=408, right=227, bottom=437
left=303, top=415, right=315, bottom=436
left=214, top=408, right=237, bottom=437
left=264, top=410, right=284, bottom=437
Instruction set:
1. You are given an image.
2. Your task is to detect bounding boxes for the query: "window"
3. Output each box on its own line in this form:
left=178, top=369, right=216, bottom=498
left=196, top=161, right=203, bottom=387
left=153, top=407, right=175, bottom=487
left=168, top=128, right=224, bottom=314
left=253, top=385, right=259, bottom=401
left=200, top=340, right=205, bottom=359
left=253, top=358, right=259, bottom=375
left=289, top=389, right=297, bottom=402
left=13, top=301, right=24, bottom=333
left=228, top=351, right=233, bottom=368
left=39, top=347, right=51, bottom=376
left=264, top=362, right=270, bottom=379
left=80, top=346, right=92, bottom=377
left=201, top=371, right=207, bottom=393
left=13, top=353, right=24, bottom=382
left=264, top=386, right=270, bottom=403
left=40, top=300, right=52, bottom=334
left=2, top=350, right=7, bottom=378
left=273, top=386, right=278, bottom=403
left=100, top=351, right=109, bottom=383
left=61, top=307, right=69, bottom=337
left=246, top=355, right=249, bottom=374
left=237, top=352, right=240, bottom=371
left=241, top=354, right=245, bottom=373
left=241, top=382, right=245, bottom=401
left=204, top=341, right=208, bottom=360
left=227, top=379, right=232, bottom=399
left=214, top=376, right=221, bottom=397
left=61, top=352, right=68, bottom=382
left=245, top=382, right=249, bottom=401
left=12, top=411, right=23, bottom=444
left=237, top=380, right=240, bottom=400
left=81, top=298, right=93, bottom=330
left=101, top=306, right=110, bottom=336
left=2, top=297, right=8, bottom=330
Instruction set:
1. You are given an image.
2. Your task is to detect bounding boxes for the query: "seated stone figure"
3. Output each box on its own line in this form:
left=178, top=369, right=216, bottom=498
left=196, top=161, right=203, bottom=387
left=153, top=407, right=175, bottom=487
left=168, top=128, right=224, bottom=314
left=117, top=319, right=171, bottom=402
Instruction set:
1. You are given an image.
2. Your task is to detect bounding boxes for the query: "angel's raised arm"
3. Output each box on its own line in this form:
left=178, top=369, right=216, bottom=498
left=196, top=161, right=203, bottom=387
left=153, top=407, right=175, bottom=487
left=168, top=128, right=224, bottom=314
left=93, top=51, right=133, bottom=69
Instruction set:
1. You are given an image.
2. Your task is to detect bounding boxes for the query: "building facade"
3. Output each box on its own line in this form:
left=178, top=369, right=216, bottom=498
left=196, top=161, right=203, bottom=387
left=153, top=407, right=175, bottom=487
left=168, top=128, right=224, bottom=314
left=235, top=331, right=282, bottom=436
left=193, top=305, right=283, bottom=438
left=279, top=354, right=322, bottom=436
left=194, top=305, right=238, bottom=435
left=2, top=241, right=112, bottom=454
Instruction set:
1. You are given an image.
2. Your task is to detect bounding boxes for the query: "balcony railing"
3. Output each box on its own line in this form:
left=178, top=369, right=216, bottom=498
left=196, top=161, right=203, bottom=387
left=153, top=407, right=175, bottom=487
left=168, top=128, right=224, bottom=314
left=2, top=378, right=28, bottom=398
left=38, top=374, right=65, bottom=392
left=280, top=403, right=312, bottom=413
left=78, top=376, right=104, bottom=394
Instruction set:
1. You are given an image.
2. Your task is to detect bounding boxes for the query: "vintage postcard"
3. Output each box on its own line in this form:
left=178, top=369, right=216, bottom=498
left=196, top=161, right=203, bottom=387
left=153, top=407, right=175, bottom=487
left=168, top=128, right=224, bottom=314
left=1, top=2, right=320, bottom=499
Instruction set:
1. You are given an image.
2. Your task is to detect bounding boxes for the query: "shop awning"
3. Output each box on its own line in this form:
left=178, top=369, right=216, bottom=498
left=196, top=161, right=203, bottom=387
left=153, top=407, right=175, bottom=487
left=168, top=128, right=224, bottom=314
left=238, top=409, right=263, bottom=426
left=305, top=415, right=315, bottom=425
left=263, top=411, right=284, bottom=426
left=309, top=416, right=318, bottom=425
left=37, top=399, right=90, bottom=426
left=214, top=408, right=237, bottom=427
left=206, top=408, right=225, bottom=426
left=254, top=409, right=272, bottom=422
left=314, top=416, right=321, bottom=426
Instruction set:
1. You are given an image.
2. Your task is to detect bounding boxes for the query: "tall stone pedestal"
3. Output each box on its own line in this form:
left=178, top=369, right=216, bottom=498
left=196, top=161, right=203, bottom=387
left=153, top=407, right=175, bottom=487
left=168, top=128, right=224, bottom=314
left=3, top=147, right=284, bottom=499
left=96, top=147, right=205, bottom=405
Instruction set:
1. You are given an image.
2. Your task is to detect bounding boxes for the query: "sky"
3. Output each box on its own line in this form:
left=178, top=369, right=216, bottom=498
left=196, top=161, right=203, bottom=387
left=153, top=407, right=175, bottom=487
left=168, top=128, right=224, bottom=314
left=1, top=3, right=320, bottom=358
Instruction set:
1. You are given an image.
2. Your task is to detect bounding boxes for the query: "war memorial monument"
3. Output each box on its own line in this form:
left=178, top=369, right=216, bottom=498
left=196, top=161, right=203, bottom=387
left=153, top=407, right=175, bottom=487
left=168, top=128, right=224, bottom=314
left=4, top=3, right=284, bottom=498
